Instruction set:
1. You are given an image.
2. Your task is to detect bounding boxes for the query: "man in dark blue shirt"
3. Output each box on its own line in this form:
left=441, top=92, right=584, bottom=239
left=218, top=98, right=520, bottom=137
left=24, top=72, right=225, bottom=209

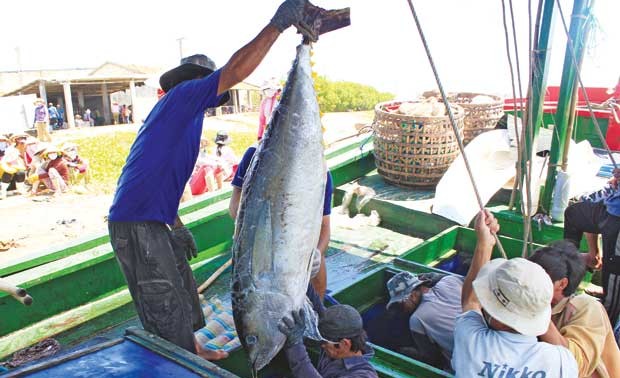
left=278, top=305, right=378, bottom=378
left=229, top=143, right=333, bottom=299
left=107, top=0, right=307, bottom=361
left=564, top=168, right=620, bottom=328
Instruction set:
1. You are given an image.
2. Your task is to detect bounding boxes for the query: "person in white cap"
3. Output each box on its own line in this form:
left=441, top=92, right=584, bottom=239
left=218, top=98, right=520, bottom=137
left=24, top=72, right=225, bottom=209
left=452, top=210, right=578, bottom=377
left=258, top=78, right=282, bottom=140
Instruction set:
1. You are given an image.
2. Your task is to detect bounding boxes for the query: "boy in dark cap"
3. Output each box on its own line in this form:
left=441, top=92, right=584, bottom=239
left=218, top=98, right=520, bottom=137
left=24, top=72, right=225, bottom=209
left=107, top=0, right=308, bottom=361
left=279, top=305, right=378, bottom=377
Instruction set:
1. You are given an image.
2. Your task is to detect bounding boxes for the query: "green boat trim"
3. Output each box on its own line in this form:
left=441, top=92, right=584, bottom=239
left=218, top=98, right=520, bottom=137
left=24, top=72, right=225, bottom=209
left=0, top=136, right=374, bottom=348
left=0, top=120, right=602, bottom=376
left=0, top=133, right=373, bottom=279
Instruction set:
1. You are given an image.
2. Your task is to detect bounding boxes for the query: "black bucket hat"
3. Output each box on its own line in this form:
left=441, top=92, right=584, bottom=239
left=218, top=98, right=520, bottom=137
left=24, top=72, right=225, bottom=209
left=214, top=130, right=231, bottom=145
left=159, top=54, right=230, bottom=106
left=318, top=305, right=364, bottom=342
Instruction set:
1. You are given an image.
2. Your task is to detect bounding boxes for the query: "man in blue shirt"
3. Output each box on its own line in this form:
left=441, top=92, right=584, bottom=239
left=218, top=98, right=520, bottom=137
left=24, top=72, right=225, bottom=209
left=564, top=167, right=620, bottom=328
left=229, top=143, right=333, bottom=299
left=48, top=103, right=60, bottom=130
left=108, top=0, right=307, bottom=361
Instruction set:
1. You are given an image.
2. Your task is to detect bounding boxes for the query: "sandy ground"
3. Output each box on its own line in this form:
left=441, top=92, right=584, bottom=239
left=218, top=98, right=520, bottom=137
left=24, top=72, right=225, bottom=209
left=0, top=111, right=373, bottom=265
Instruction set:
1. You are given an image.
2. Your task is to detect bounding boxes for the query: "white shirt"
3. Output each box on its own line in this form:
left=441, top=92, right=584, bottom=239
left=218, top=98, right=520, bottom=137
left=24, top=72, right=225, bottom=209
left=452, top=310, right=578, bottom=377
left=409, top=275, right=463, bottom=359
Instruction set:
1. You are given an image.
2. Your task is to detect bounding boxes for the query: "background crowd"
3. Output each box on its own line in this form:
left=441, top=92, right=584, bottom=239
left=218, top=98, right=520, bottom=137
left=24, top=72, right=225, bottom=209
left=32, top=98, right=133, bottom=135
left=0, top=133, right=89, bottom=200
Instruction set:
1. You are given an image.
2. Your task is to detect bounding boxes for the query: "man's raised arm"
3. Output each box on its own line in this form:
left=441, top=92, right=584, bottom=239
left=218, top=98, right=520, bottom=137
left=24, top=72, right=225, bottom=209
left=218, top=0, right=305, bottom=95
left=462, top=210, right=499, bottom=312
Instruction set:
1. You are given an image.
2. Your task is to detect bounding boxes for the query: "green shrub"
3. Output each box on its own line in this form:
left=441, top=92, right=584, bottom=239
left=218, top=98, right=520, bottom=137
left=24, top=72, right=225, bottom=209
left=314, top=76, right=394, bottom=112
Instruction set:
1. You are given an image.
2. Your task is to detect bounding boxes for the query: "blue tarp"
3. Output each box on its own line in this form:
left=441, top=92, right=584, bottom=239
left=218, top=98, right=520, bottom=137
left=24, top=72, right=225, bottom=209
left=22, top=340, right=202, bottom=378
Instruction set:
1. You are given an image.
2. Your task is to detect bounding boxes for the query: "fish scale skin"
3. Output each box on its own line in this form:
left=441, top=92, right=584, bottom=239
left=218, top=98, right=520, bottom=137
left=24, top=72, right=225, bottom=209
left=231, top=44, right=326, bottom=371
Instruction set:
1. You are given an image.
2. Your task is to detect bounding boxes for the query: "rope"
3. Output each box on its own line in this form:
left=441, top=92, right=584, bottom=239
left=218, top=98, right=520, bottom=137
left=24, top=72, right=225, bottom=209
left=555, top=0, right=617, bottom=168
left=522, top=0, right=537, bottom=257
left=405, top=0, right=508, bottom=259
left=508, top=0, right=535, bottom=257
left=501, top=0, right=523, bottom=211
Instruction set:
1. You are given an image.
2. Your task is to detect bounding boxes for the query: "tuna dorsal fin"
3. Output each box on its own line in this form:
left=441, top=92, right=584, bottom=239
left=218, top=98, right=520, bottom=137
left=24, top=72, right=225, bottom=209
left=251, top=201, right=274, bottom=279
left=302, top=298, right=324, bottom=341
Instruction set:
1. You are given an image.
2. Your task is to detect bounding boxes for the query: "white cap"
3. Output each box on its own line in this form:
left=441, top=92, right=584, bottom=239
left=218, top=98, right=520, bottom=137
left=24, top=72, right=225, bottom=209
left=473, top=258, right=553, bottom=336
left=261, top=77, right=280, bottom=91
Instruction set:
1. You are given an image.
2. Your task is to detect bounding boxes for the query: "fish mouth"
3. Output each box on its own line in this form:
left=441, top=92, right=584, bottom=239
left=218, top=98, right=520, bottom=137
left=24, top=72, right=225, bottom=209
left=251, top=356, right=267, bottom=373
left=248, top=341, right=281, bottom=372
left=251, top=352, right=271, bottom=372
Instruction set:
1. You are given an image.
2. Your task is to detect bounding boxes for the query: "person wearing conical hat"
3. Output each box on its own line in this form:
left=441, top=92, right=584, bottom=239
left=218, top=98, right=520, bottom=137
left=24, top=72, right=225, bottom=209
left=33, top=98, right=51, bottom=142
left=0, top=135, right=28, bottom=199
left=27, top=142, right=49, bottom=178
left=61, top=142, right=89, bottom=185
left=27, top=145, right=69, bottom=196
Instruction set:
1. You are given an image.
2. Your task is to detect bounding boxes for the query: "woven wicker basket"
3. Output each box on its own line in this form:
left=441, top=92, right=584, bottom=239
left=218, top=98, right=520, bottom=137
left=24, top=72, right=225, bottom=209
left=372, top=100, right=465, bottom=188
left=424, top=91, right=504, bottom=145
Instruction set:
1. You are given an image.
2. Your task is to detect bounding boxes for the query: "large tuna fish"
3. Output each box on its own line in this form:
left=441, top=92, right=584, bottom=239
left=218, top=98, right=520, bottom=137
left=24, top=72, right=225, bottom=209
left=231, top=43, right=326, bottom=371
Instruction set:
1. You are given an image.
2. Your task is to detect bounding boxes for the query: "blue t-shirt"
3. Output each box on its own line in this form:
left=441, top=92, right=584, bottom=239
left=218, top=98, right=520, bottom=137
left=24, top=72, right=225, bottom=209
left=604, top=190, right=620, bottom=217
left=48, top=106, right=59, bottom=119
left=231, top=146, right=333, bottom=216
left=451, top=310, right=578, bottom=378
left=109, top=70, right=226, bottom=225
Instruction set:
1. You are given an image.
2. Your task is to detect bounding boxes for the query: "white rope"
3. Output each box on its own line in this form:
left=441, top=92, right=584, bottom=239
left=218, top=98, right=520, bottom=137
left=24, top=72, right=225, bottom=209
left=405, top=0, right=508, bottom=259
left=555, top=0, right=617, bottom=167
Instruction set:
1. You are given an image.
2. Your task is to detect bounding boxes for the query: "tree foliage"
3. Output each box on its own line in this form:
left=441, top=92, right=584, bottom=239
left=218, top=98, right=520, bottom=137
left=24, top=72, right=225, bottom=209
left=314, top=76, right=394, bottom=112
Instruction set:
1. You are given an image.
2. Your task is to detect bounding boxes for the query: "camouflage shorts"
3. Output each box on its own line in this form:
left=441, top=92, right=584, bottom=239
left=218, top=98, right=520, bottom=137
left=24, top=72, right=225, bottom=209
left=108, top=221, right=205, bottom=353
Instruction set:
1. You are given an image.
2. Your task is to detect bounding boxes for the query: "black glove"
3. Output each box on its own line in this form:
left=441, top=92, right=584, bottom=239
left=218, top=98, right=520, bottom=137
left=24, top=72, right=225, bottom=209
left=270, top=0, right=305, bottom=33
left=278, top=309, right=305, bottom=348
left=171, top=226, right=198, bottom=261
left=418, top=272, right=446, bottom=287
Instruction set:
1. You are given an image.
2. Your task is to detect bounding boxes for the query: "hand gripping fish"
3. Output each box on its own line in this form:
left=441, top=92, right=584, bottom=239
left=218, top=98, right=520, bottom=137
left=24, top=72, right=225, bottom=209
left=231, top=42, right=326, bottom=372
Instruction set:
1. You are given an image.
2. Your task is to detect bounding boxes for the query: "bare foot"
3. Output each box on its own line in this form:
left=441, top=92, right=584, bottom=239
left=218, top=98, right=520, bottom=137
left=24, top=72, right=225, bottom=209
left=581, top=253, right=603, bottom=271
left=585, top=283, right=604, bottom=298
left=195, top=342, right=229, bottom=361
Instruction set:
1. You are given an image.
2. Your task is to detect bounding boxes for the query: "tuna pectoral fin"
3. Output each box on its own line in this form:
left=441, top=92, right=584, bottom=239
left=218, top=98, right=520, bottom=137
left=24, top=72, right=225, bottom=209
left=302, top=298, right=324, bottom=341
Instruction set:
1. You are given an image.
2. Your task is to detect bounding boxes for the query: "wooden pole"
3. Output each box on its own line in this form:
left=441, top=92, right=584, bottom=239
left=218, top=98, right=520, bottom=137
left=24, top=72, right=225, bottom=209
left=63, top=82, right=75, bottom=129
left=197, top=258, right=232, bottom=294
left=0, top=278, right=33, bottom=306
left=129, top=80, right=138, bottom=124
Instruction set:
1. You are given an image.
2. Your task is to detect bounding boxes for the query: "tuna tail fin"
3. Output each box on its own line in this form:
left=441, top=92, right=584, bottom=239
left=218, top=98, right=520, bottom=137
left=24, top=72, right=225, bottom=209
left=301, top=298, right=324, bottom=341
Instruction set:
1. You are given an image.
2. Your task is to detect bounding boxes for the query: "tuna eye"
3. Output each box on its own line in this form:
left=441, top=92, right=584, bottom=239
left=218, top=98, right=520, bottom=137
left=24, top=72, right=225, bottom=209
left=245, top=335, right=258, bottom=345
